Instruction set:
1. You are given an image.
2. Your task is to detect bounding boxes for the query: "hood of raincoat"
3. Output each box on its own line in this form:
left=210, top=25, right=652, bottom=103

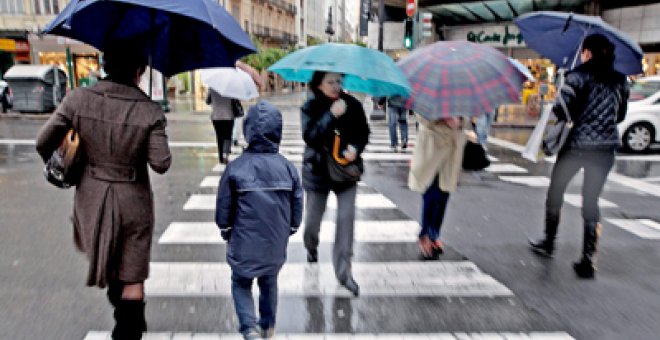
left=243, top=100, right=282, bottom=153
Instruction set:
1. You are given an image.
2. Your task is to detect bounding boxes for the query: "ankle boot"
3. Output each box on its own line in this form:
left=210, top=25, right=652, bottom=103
left=573, top=221, right=601, bottom=279
left=112, top=299, right=146, bottom=340
left=529, top=212, right=559, bottom=257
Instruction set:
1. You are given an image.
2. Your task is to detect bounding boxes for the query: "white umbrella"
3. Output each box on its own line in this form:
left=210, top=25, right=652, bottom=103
left=200, top=67, right=259, bottom=100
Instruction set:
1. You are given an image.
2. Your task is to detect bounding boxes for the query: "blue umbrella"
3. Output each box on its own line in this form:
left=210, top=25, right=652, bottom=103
left=515, top=11, right=643, bottom=75
left=42, top=0, right=256, bottom=77
left=268, top=43, right=411, bottom=97
left=508, top=58, right=535, bottom=82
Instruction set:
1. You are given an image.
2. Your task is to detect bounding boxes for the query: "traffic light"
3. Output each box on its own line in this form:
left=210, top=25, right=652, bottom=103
left=404, top=17, right=414, bottom=50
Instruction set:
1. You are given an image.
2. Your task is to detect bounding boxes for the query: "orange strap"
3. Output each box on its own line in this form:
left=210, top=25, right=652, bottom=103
left=332, top=132, right=351, bottom=166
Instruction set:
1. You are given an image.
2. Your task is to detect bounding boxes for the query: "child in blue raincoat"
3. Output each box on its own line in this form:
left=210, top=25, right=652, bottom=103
left=216, top=100, right=304, bottom=340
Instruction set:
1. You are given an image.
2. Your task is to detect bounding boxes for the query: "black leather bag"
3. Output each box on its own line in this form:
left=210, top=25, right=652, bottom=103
left=44, top=128, right=82, bottom=189
left=325, top=130, right=363, bottom=182
left=462, top=141, right=490, bottom=171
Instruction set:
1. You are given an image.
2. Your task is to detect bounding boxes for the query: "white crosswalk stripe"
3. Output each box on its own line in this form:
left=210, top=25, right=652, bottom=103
left=159, top=221, right=420, bottom=244
left=83, top=331, right=576, bottom=340
left=499, top=176, right=550, bottom=187
left=605, top=218, right=660, bottom=239
left=183, top=193, right=397, bottom=210
left=144, top=262, right=513, bottom=297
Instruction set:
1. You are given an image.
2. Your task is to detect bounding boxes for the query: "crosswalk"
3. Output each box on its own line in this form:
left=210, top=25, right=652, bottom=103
left=84, top=119, right=574, bottom=339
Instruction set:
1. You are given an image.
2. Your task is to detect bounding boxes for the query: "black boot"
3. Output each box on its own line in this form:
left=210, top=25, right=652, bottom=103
left=573, top=221, right=601, bottom=279
left=112, top=299, right=147, bottom=340
left=529, top=212, right=559, bottom=257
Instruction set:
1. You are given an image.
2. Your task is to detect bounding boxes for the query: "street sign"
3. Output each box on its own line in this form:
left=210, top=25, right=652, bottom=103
left=406, top=0, right=416, bottom=17
left=422, top=12, right=433, bottom=37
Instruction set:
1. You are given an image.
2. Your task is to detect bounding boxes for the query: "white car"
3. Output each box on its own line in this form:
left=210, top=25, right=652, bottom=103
left=618, top=76, right=660, bottom=152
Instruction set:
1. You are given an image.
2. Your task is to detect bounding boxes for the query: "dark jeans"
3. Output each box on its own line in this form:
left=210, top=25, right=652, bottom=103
left=388, top=107, right=408, bottom=148
left=546, top=149, right=615, bottom=223
left=212, top=119, right=234, bottom=162
left=231, top=272, right=278, bottom=335
left=420, top=176, right=451, bottom=241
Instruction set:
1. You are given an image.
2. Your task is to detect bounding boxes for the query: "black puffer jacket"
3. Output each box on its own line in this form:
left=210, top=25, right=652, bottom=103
left=553, top=60, right=629, bottom=150
left=300, top=91, right=370, bottom=192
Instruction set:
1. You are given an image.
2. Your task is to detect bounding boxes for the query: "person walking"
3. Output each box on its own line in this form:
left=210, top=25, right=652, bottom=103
left=216, top=100, right=304, bottom=339
left=474, top=109, right=496, bottom=149
left=301, top=71, right=370, bottom=297
left=387, top=95, right=409, bottom=152
left=408, top=115, right=466, bottom=259
left=35, top=41, right=172, bottom=340
left=207, top=89, right=241, bottom=164
left=529, top=33, right=629, bottom=279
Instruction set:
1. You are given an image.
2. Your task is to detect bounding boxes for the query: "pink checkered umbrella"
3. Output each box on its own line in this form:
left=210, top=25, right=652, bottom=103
left=397, top=41, right=527, bottom=120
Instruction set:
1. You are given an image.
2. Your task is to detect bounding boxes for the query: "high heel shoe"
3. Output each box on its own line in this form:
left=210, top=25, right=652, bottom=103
left=431, top=239, right=444, bottom=256
left=418, top=236, right=433, bottom=259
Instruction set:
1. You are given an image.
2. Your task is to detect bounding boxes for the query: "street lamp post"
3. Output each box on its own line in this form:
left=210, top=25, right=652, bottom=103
left=371, top=0, right=386, bottom=121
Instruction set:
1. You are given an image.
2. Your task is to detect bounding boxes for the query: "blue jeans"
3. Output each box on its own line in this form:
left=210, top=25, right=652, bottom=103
left=475, top=110, right=495, bottom=145
left=388, top=107, right=408, bottom=148
left=231, top=272, right=279, bottom=334
left=420, top=176, right=451, bottom=241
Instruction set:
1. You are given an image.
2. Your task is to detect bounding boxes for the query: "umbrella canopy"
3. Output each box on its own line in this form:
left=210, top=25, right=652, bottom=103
left=200, top=68, right=259, bottom=100
left=268, top=43, right=411, bottom=97
left=42, top=0, right=256, bottom=77
left=397, top=41, right=526, bottom=120
left=508, top=58, right=535, bottom=82
left=514, top=11, right=643, bottom=75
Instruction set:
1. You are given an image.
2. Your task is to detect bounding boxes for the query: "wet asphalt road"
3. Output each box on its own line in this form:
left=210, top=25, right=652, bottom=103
left=1, top=93, right=659, bottom=340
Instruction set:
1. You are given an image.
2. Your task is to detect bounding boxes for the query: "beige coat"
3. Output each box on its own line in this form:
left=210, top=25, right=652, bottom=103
left=36, top=81, right=171, bottom=288
left=408, top=115, right=466, bottom=193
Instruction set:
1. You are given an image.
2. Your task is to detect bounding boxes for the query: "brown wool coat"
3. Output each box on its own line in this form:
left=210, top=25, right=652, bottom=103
left=36, top=80, right=171, bottom=288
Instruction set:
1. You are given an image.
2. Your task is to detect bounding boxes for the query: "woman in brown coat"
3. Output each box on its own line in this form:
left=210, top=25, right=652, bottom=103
left=36, top=44, right=171, bottom=340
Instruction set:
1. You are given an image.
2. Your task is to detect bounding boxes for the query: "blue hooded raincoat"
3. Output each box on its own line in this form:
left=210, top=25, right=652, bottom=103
left=215, top=100, right=304, bottom=278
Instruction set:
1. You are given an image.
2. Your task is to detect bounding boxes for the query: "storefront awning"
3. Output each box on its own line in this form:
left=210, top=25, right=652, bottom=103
left=422, top=0, right=586, bottom=26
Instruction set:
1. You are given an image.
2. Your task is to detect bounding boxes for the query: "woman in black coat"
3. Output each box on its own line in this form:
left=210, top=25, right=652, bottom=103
left=300, top=71, right=370, bottom=296
left=530, top=33, right=629, bottom=279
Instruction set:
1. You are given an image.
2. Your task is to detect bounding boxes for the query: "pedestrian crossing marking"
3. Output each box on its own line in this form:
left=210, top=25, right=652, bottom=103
left=606, top=218, right=660, bottom=239
left=144, top=262, right=513, bottom=297
left=183, top=193, right=396, bottom=210
left=201, top=176, right=369, bottom=188
left=485, top=164, right=528, bottom=174
left=82, top=331, right=576, bottom=340
left=159, top=221, right=420, bottom=244
left=498, top=176, right=550, bottom=187
left=563, top=194, right=617, bottom=209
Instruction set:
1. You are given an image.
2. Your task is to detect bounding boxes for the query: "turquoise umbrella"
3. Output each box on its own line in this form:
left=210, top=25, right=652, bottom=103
left=268, top=43, right=411, bottom=97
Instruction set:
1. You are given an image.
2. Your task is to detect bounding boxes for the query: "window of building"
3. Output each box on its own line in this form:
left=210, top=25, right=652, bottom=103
left=33, top=0, right=59, bottom=15
left=0, top=0, right=25, bottom=14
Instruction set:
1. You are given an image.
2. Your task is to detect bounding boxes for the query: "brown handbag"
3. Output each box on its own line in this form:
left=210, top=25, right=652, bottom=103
left=325, top=130, right=363, bottom=182
left=44, top=128, right=82, bottom=188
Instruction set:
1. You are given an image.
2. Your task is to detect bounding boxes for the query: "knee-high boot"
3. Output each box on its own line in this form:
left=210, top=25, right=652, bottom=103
left=529, top=211, right=560, bottom=257
left=573, top=221, right=601, bottom=279
left=112, top=299, right=147, bottom=340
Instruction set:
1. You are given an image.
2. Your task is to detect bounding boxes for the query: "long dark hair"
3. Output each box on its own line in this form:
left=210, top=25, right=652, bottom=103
left=581, top=33, right=616, bottom=76
left=308, top=71, right=344, bottom=99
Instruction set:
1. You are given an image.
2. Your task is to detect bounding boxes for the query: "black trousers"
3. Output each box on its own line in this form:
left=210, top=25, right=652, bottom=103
left=212, top=120, right=235, bottom=162
left=545, top=148, right=615, bottom=223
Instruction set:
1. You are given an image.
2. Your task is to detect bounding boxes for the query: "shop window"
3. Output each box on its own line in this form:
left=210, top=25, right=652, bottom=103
left=0, top=0, right=25, bottom=14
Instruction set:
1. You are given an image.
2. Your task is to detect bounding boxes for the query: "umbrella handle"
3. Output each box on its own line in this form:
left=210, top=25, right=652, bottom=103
left=332, top=133, right=351, bottom=166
